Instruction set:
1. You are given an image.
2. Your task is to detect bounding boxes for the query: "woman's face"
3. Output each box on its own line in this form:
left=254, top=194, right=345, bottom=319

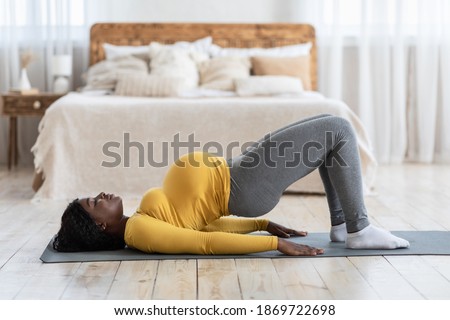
left=79, top=192, right=123, bottom=230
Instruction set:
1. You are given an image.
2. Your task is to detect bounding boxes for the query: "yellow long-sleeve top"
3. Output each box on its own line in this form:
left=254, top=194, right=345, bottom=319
left=124, top=152, right=278, bottom=255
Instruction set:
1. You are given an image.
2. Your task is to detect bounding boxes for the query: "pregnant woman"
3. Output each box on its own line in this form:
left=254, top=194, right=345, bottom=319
left=53, top=114, right=409, bottom=255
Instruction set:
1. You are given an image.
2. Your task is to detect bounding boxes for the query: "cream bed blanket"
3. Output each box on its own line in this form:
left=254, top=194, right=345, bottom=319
left=31, top=92, right=377, bottom=200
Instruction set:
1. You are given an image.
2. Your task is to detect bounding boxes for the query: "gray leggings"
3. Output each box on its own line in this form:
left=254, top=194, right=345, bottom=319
left=227, top=114, right=369, bottom=233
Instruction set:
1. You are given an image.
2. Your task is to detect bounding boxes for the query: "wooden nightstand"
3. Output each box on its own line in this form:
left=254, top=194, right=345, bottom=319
left=1, top=92, right=64, bottom=170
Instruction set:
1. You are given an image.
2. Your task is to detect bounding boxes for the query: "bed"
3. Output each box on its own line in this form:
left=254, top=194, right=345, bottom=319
left=31, top=23, right=377, bottom=200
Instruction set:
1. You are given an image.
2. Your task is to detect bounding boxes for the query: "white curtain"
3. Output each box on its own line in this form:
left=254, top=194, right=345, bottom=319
left=296, top=0, right=450, bottom=164
left=0, top=0, right=89, bottom=165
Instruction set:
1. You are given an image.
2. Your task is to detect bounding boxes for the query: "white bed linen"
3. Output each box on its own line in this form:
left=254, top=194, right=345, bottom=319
left=31, top=92, right=377, bottom=200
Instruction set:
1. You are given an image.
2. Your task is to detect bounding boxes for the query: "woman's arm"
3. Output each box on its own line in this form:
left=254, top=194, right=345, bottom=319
left=266, top=221, right=308, bottom=238
left=126, top=215, right=323, bottom=256
left=201, top=218, right=309, bottom=239
left=201, top=217, right=269, bottom=234
left=125, top=215, right=277, bottom=255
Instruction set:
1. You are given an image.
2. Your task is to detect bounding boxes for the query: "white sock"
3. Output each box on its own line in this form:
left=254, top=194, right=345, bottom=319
left=346, top=225, right=410, bottom=249
left=330, top=223, right=347, bottom=242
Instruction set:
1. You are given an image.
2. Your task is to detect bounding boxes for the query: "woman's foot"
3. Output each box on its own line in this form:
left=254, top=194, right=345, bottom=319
left=346, top=225, right=410, bottom=249
left=330, top=222, right=347, bottom=242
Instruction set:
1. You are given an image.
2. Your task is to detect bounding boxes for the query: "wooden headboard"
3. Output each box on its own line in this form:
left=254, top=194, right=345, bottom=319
left=90, top=23, right=317, bottom=90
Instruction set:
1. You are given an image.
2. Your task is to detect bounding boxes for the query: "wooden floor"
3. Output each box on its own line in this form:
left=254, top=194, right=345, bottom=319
left=1, top=163, right=450, bottom=300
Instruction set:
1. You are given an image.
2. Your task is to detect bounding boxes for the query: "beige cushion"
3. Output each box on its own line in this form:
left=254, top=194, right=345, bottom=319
left=235, top=76, right=303, bottom=96
left=103, top=43, right=151, bottom=62
left=82, top=56, right=148, bottom=91
left=251, top=55, right=312, bottom=91
left=115, top=74, right=186, bottom=97
left=199, top=56, right=251, bottom=91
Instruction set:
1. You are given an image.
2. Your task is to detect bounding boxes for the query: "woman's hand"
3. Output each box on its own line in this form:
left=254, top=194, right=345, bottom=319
left=266, top=221, right=308, bottom=238
left=277, top=238, right=324, bottom=256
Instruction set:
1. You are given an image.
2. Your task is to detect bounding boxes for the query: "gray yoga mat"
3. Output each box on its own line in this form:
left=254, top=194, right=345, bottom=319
left=40, top=231, right=450, bottom=263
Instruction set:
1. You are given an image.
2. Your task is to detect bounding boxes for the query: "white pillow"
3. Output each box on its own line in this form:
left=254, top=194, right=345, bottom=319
left=82, top=56, right=148, bottom=91
left=169, top=36, right=213, bottom=54
left=209, top=42, right=312, bottom=58
left=103, top=43, right=151, bottom=61
left=234, top=76, right=303, bottom=96
left=103, top=36, right=213, bottom=60
left=115, top=74, right=186, bottom=97
left=149, top=42, right=207, bottom=89
left=199, top=56, right=251, bottom=91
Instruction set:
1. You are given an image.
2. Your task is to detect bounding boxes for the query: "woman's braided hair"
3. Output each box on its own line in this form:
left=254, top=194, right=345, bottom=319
left=53, top=199, right=126, bottom=252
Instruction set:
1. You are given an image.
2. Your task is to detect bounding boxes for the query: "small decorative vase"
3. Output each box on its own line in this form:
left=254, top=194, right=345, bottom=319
left=19, top=68, right=32, bottom=90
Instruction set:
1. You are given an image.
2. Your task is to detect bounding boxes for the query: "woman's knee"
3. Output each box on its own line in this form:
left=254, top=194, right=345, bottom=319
left=325, top=116, right=355, bottom=137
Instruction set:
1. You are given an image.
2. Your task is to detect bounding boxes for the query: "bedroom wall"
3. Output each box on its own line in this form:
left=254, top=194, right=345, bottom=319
left=85, top=0, right=300, bottom=24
